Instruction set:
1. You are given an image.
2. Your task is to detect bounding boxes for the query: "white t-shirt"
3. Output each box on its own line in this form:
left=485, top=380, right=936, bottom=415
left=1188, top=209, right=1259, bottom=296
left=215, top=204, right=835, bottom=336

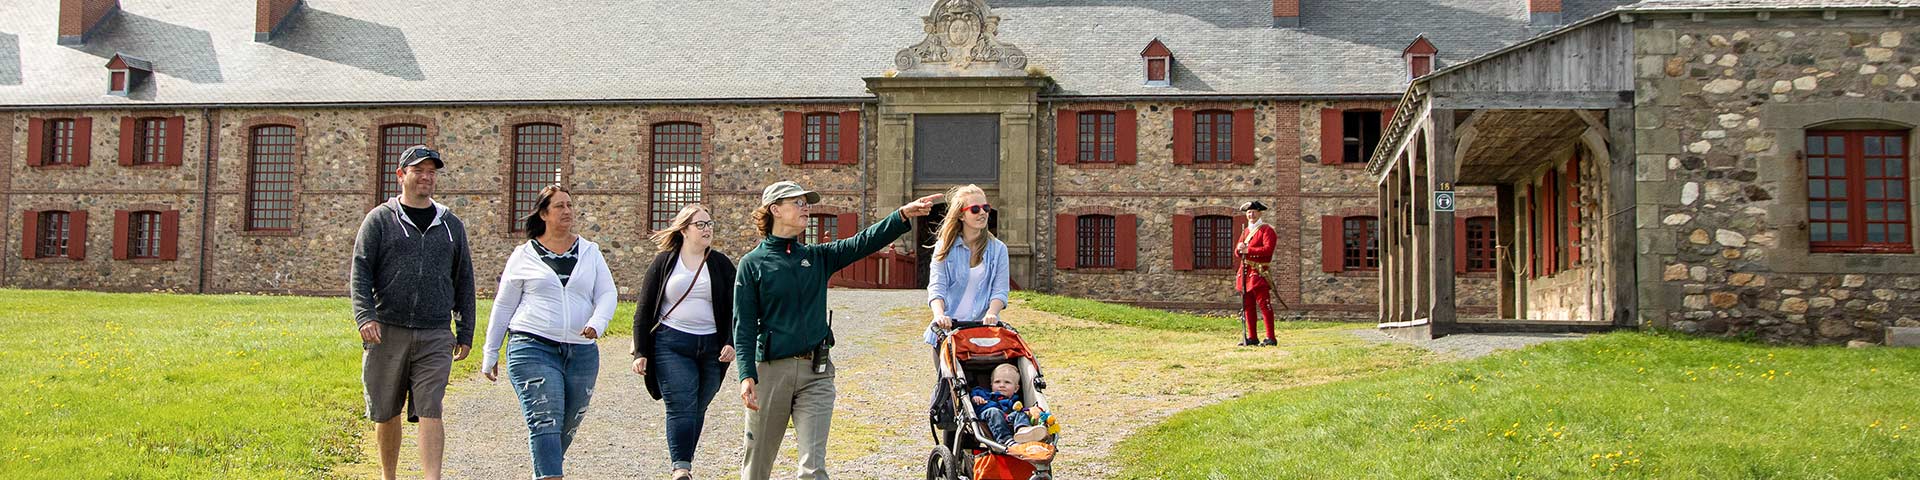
left=659, top=258, right=716, bottom=335
left=954, top=263, right=987, bottom=317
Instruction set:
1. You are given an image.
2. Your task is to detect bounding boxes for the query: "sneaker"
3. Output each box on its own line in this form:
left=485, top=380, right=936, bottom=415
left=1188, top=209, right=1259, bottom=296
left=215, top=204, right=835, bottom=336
left=1260, top=338, right=1277, bottom=346
left=1013, top=425, right=1047, bottom=443
left=1239, top=337, right=1258, bottom=346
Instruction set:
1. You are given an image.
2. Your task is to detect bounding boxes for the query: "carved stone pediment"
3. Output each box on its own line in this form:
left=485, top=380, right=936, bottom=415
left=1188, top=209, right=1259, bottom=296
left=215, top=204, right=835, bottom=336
left=893, top=0, right=1028, bottom=76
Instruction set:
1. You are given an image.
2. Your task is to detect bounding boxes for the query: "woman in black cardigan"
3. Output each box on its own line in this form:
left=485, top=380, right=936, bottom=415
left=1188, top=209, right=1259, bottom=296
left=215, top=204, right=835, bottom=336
left=631, top=204, right=735, bottom=480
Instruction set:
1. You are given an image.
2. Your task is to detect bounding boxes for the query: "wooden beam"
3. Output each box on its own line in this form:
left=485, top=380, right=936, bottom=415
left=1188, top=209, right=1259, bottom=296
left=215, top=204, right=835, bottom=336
left=1427, top=108, right=1458, bottom=337
left=1496, top=183, right=1518, bottom=319
left=1606, top=107, right=1638, bottom=328
left=1430, top=91, right=1631, bottom=111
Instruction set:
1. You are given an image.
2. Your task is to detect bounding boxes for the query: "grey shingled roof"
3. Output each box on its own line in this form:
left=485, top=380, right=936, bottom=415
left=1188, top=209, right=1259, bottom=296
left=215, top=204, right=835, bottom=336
left=0, top=0, right=1633, bottom=106
left=1628, top=0, right=1918, bottom=9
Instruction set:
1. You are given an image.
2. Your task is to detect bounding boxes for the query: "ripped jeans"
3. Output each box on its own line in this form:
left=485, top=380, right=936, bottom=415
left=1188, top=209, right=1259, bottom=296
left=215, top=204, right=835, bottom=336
left=507, top=332, right=600, bottom=479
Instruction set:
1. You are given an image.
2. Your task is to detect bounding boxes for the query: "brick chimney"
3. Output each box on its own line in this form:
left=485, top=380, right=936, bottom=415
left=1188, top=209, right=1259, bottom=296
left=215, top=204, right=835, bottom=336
left=57, top=0, right=120, bottom=45
left=1529, top=0, right=1563, bottom=26
left=1272, top=0, right=1300, bottom=28
left=255, top=0, right=304, bottom=42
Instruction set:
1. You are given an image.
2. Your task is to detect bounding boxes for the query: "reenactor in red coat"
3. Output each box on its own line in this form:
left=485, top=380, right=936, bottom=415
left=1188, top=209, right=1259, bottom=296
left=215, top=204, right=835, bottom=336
left=1235, top=201, right=1278, bottom=346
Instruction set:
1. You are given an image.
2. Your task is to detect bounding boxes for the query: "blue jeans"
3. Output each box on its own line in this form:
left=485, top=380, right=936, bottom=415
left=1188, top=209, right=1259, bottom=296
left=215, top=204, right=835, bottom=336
left=506, top=333, right=599, bottom=479
left=981, top=406, right=1030, bottom=445
left=654, top=326, right=728, bottom=471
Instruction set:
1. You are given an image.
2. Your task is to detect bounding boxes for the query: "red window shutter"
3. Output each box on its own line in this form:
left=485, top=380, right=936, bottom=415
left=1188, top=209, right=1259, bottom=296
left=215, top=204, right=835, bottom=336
left=72, top=117, right=92, bottom=167
left=1116, top=214, right=1138, bottom=270
left=1055, top=109, right=1077, bottom=165
left=836, top=213, right=856, bottom=239
left=1454, top=215, right=1468, bottom=274
left=160, top=210, right=180, bottom=261
left=1321, top=215, right=1344, bottom=273
left=1543, top=170, right=1557, bottom=275
left=26, top=118, right=44, bottom=167
left=1116, top=109, right=1138, bottom=165
left=111, top=71, right=126, bottom=91
left=839, top=111, right=861, bottom=165
left=68, top=210, right=88, bottom=260
left=21, top=211, right=39, bottom=259
left=1320, top=108, right=1344, bottom=165
left=1383, top=108, right=1397, bottom=128
left=1172, top=108, right=1194, bottom=165
left=1530, top=184, right=1542, bottom=278
left=112, top=210, right=130, bottom=260
left=1566, top=152, right=1581, bottom=266
left=781, top=111, right=803, bottom=165
left=1055, top=214, right=1076, bottom=270
left=1232, top=108, right=1256, bottom=165
left=1171, top=214, right=1194, bottom=271
left=119, top=117, right=138, bottom=166
left=165, top=116, right=186, bottom=166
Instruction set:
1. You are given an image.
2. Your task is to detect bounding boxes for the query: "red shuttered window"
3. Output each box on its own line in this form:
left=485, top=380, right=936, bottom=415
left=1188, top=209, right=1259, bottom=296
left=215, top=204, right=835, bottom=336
left=1193, top=110, right=1233, bottom=163
left=1076, top=215, right=1116, bottom=268
left=1808, top=130, right=1912, bottom=253
left=38, top=211, right=72, bottom=258
left=806, top=213, right=838, bottom=244
left=135, top=118, right=167, bottom=165
left=1342, top=111, right=1383, bottom=164
left=130, top=211, right=162, bottom=259
left=651, top=122, right=704, bottom=232
left=1193, top=215, right=1234, bottom=270
left=1342, top=216, right=1380, bottom=271
left=1465, top=216, right=1497, bottom=272
left=247, top=125, right=297, bottom=231
left=44, top=119, right=77, bottom=166
left=1077, top=111, right=1117, bottom=163
left=804, top=113, right=840, bottom=164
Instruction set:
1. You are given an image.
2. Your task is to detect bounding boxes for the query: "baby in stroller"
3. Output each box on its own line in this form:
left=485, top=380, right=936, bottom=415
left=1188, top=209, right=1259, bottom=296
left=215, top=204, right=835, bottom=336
left=970, top=364, right=1048, bottom=445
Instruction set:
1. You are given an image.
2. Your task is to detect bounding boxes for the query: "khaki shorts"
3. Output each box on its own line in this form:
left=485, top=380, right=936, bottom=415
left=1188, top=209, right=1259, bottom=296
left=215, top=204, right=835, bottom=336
left=362, top=323, right=454, bottom=423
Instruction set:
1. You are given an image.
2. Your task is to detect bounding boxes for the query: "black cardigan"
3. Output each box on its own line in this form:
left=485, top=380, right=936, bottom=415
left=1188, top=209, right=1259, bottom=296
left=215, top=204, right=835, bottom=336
left=632, top=248, right=736, bottom=400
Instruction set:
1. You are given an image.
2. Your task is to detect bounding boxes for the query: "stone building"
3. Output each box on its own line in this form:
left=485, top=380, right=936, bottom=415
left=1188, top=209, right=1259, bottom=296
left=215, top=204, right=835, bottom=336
left=1367, top=0, right=1920, bottom=344
left=0, top=0, right=1638, bottom=315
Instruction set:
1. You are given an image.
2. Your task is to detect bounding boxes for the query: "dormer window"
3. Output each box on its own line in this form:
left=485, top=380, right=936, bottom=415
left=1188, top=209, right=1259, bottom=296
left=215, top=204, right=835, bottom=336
left=1141, top=38, right=1172, bottom=87
left=1403, top=35, right=1438, bottom=80
left=105, top=53, right=152, bottom=96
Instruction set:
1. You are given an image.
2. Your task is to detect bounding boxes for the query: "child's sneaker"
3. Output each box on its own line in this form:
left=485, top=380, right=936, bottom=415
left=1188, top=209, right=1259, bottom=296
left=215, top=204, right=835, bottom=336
left=1013, top=425, right=1047, bottom=443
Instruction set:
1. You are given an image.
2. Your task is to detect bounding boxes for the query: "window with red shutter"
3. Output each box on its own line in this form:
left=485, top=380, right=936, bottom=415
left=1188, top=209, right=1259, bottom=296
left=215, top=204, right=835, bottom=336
left=38, top=211, right=73, bottom=258
left=1342, top=216, right=1381, bottom=270
left=135, top=118, right=167, bottom=166
left=1808, top=130, right=1913, bottom=253
left=1194, top=215, right=1234, bottom=269
left=379, top=124, right=429, bottom=202
left=1147, top=58, right=1167, bottom=82
left=1077, top=111, right=1117, bottom=163
left=44, top=119, right=76, bottom=166
left=1466, top=216, right=1496, bottom=272
left=806, top=213, right=838, bottom=244
left=1193, top=110, right=1233, bottom=163
left=651, top=123, right=703, bottom=232
left=247, top=125, right=297, bottom=231
left=1342, top=111, right=1383, bottom=164
left=1076, top=215, right=1116, bottom=268
left=804, top=113, right=841, bottom=164
left=130, top=211, right=162, bottom=259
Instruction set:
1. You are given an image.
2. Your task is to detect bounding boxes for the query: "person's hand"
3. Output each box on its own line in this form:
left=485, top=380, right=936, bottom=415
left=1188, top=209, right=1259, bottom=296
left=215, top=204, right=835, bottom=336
left=452, top=344, right=470, bottom=361
left=718, top=345, right=736, bottom=363
left=899, top=193, right=944, bottom=218
left=982, top=313, right=1000, bottom=326
left=741, top=378, right=761, bottom=411
left=483, top=363, right=499, bottom=382
left=580, top=327, right=599, bottom=339
left=631, top=357, right=647, bottom=375
left=972, top=396, right=987, bottom=405
left=934, top=315, right=953, bottom=329
left=358, top=322, right=382, bottom=344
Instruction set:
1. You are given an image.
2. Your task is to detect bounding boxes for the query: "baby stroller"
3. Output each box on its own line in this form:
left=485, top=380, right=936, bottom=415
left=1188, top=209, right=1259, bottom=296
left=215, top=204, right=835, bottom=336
left=926, top=321, right=1057, bottom=480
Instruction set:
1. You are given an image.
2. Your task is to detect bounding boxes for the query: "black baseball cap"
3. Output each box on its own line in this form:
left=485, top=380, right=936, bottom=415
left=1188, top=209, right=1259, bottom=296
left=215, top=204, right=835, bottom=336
left=398, top=145, right=443, bottom=169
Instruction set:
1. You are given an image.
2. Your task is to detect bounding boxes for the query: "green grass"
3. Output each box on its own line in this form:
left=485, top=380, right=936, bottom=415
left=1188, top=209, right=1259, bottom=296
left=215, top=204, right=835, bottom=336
left=1114, top=331, right=1920, bottom=479
left=1010, top=291, right=1348, bottom=333
left=0, top=289, right=632, bottom=479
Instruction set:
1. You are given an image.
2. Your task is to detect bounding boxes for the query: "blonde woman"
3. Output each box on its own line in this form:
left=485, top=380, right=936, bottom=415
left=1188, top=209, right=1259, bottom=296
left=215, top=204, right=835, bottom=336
left=630, top=204, right=735, bottom=480
left=924, top=184, right=1011, bottom=342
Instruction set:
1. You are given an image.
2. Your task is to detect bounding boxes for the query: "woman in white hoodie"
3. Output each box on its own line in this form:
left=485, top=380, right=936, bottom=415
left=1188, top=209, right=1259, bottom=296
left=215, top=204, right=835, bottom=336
left=481, top=185, right=617, bottom=480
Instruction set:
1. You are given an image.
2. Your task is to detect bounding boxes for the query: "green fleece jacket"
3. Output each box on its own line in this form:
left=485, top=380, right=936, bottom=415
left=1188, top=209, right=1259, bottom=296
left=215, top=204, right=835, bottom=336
left=733, top=210, right=911, bottom=381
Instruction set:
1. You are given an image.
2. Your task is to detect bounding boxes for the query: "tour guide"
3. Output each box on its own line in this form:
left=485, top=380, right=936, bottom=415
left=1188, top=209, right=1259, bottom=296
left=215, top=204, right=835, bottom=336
left=733, top=180, right=940, bottom=480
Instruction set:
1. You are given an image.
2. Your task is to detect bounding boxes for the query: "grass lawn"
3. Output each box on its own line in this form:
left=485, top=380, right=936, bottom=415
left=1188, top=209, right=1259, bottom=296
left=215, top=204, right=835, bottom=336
left=1114, top=330, right=1920, bottom=479
left=0, top=289, right=632, bottom=479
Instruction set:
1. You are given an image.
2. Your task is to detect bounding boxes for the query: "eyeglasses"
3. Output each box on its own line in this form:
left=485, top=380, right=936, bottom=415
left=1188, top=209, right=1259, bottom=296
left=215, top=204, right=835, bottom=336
left=964, top=204, right=992, bottom=214
left=690, top=220, right=714, bottom=230
left=783, top=198, right=811, bottom=208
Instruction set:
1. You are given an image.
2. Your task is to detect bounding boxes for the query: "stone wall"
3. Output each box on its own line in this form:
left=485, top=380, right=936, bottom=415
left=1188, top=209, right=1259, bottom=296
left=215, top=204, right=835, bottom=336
left=1633, top=12, right=1920, bottom=344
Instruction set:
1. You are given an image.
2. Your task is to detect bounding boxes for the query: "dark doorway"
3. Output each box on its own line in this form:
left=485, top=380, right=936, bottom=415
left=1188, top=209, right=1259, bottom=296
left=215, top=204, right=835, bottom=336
left=914, top=203, right=998, bottom=288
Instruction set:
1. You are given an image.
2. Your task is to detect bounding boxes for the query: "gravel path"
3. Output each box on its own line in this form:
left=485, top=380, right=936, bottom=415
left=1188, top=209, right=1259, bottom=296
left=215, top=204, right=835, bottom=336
left=1347, top=329, right=1585, bottom=359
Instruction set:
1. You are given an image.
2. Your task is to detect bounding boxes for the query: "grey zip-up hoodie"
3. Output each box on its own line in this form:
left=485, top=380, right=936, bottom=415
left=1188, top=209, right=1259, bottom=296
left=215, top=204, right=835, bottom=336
left=350, top=197, right=477, bottom=346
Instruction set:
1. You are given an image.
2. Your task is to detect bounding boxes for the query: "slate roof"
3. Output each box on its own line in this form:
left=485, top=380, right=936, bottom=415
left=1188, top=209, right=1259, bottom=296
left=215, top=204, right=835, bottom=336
left=0, top=0, right=1642, bottom=106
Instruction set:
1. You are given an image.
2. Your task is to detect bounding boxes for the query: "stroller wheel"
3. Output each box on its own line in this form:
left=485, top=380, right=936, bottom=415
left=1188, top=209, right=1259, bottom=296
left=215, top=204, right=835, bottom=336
left=925, top=446, right=961, bottom=480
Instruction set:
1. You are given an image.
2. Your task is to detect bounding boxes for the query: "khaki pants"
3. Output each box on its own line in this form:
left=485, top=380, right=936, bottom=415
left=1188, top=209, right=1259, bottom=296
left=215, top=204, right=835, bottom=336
left=741, top=355, right=836, bottom=480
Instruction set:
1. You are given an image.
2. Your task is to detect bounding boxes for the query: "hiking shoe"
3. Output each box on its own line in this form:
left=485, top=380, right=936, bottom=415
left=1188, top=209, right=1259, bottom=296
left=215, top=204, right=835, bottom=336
left=1260, top=338, right=1277, bottom=346
left=1239, top=337, right=1258, bottom=346
left=1013, top=425, right=1047, bottom=443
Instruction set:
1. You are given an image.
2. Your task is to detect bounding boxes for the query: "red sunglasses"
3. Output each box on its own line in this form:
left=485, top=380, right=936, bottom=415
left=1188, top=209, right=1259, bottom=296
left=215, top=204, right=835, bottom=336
left=963, top=204, right=992, bottom=214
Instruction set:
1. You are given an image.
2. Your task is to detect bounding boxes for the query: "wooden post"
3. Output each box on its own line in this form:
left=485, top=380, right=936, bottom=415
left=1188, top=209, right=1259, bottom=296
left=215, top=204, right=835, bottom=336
left=1606, top=107, right=1638, bottom=328
left=1410, top=130, right=1430, bottom=321
left=1496, top=183, right=1519, bottom=319
left=1378, top=180, right=1391, bottom=323
left=1426, top=109, right=1458, bottom=336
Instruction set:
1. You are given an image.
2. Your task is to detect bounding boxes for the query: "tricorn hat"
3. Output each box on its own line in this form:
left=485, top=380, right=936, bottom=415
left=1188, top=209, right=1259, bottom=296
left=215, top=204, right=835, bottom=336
left=1239, top=200, right=1268, bottom=212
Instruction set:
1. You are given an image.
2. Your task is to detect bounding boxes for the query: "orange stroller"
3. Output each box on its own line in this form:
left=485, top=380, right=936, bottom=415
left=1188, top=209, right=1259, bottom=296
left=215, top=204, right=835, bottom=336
left=926, top=321, right=1056, bottom=480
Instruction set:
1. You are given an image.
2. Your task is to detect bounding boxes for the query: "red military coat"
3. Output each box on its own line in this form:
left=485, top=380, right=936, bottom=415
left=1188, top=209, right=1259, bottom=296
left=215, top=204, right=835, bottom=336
left=1235, top=221, right=1277, bottom=293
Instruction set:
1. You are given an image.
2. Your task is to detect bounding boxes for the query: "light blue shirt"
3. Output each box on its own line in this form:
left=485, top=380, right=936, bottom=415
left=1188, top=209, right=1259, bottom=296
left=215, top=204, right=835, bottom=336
left=924, top=237, right=1011, bottom=345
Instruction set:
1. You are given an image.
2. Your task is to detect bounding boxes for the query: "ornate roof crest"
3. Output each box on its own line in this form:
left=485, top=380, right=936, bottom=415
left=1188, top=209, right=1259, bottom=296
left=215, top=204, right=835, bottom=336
left=893, top=0, right=1028, bottom=76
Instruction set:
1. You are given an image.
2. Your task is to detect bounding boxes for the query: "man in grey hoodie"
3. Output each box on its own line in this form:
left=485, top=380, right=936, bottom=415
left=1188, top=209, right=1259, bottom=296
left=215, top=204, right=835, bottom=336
left=350, top=145, right=476, bottom=480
